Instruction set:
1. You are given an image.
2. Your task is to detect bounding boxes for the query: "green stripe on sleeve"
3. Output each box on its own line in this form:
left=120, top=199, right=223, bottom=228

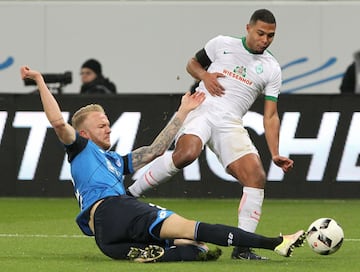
left=264, top=96, right=278, bottom=102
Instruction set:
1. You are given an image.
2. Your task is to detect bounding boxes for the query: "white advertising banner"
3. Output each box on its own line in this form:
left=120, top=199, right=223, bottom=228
left=1, top=93, right=359, bottom=198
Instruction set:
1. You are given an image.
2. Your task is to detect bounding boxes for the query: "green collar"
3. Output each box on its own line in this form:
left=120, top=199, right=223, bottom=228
left=241, top=36, right=263, bottom=55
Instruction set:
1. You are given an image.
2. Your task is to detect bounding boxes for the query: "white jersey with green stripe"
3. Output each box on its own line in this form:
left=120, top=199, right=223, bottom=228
left=198, top=35, right=281, bottom=118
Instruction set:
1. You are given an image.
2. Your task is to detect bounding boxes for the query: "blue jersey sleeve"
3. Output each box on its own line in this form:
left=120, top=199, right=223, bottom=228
left=123, top=153, right=134, bottom=175
left=65, top=133, right=88, bottom=162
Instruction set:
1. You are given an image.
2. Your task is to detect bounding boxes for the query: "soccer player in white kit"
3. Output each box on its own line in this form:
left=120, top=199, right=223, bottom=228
left=128, top=9, right=294, bottom=260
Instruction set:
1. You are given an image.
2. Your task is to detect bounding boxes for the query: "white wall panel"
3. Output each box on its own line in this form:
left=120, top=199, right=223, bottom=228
left=0, top=1, right=359, bottom=94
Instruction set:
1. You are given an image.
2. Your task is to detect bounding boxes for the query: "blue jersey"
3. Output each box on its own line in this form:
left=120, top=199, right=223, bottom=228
left=65, top=134, right=134, bottom=235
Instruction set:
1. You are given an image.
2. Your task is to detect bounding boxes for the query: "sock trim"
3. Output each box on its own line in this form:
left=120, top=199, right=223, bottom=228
left=145, top=171, right=156, bottom=187
left=194, top=221, right=201, bottom=241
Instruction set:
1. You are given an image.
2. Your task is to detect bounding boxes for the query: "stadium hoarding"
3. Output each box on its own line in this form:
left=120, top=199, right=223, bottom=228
left=0, top=94, right=359, bottom=198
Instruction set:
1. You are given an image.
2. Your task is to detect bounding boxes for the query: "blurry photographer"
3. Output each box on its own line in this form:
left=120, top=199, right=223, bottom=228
left=340, top=50, right=360, bottom=94
left=80, top=59, right=117, bottom=94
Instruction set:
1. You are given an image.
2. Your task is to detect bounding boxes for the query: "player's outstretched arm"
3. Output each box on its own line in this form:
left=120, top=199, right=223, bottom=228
left=131, top=91, right=205, bottom=170
left=20, top=66, right=76, bottom=145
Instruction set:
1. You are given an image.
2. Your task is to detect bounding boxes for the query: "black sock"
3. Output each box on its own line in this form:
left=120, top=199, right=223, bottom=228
left=158, top=245, right=203, bottom=262
left=195, top=222, right=282, bottom=250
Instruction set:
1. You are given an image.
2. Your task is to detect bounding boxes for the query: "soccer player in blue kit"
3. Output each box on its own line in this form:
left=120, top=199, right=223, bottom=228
left=20, top=65, right=305, bottom=263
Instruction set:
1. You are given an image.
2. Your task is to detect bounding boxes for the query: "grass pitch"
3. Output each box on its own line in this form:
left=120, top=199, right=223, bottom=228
left=0, top=197, right=358, bottom=272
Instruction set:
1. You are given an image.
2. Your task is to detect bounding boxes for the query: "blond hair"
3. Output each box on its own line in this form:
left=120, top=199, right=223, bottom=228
left=71, top=104, right=105, bottom=130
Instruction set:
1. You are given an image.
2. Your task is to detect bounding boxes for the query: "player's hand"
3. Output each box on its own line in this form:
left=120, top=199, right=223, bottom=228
left=272, top=155, right=294, bottom=173
left=179, top=91, right=206, bottom=113
left=202, top=72, right=225, bottom=96
left=20, top=66, right=41, bottom=81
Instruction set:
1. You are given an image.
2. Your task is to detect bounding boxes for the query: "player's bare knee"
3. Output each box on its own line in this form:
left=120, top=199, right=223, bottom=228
left=160, top=214, right=196, bottom=239
left=252, top=170, right=266, bottom=188
left=238, top=170, right=266, bottom=188
left=173, top=148, right=200, bottom=168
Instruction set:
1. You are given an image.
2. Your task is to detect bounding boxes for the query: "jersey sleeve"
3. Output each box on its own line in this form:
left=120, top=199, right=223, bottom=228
left=195, top=48, right=212, bottom=69
left=65, top=133, right=88, bottom=162
left=122, top=153, right=134, bottom=175
left=264, top=62, right=282, bottom=101
left=204, top=35, right=224, bottom=62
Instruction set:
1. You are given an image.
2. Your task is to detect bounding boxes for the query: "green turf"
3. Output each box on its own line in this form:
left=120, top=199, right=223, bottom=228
left=0, top=198, right=358, bottom=272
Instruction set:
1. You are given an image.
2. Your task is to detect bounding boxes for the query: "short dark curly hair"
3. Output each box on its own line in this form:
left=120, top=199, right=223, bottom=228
left=249, top=9, right=276, bottom=25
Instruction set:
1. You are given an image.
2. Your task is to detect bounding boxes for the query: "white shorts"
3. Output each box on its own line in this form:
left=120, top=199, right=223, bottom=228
left=175, top=105, right=259, bottom=168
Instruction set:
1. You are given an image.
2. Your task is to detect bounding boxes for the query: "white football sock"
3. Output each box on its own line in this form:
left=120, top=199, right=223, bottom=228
left=237, top=186, right=264, bottom=232
left=128, top=151, right=179, bottom=197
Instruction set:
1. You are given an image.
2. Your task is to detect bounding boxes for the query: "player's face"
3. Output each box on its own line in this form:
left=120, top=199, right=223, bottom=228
left=246, top=20, right=276, bottom=54
left=80, top=111, right=112, bottom=150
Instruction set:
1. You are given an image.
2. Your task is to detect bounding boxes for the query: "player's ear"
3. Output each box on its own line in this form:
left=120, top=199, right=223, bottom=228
left=79, top=129, right=89, bottom=139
